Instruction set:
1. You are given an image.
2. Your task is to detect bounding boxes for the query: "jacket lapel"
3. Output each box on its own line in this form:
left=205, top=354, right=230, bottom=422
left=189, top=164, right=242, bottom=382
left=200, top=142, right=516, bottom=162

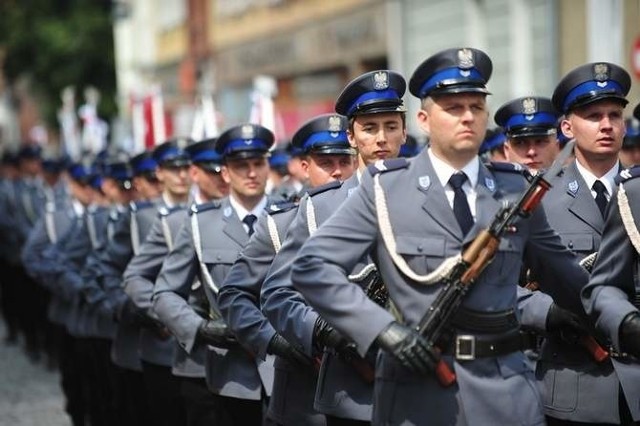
left=221, top=199, right=249, bottom=247
left=564, top=162, right=603, bottom=233
left=417, top=152, right=464, bottom=241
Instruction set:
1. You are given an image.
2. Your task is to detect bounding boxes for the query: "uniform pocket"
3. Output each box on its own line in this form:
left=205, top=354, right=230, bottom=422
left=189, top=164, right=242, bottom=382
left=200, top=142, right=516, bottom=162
left=557, top=232, right=594, bottom=252
left=395, top=235, right=446, bottom=275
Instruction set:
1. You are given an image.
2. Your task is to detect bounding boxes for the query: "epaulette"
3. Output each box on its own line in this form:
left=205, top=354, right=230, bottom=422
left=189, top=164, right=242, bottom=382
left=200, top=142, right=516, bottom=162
left=367, top=158, right=409, bottom=175
left=484, top=161, right=527, bottom=175
left=157, top=205, right=184, bottom=217
left=307, top=180, right=342, bottom=197
left=615, top=165, right=640, bottom=185
left=189, top=200, right=221, bottom=215
left=267, top=200, right=298, bottom=215
left=129, top=200, right=154, bottom=212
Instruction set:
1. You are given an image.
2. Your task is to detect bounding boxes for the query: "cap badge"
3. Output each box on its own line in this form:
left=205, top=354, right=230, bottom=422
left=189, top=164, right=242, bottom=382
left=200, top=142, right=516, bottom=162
left=241, top=124, right=255, bottom=140
left=457, top=48, right=474, bottom=70
left=418, top=175, right=431, bottom=190
left=328, top=115, right=342, bottom=135
left=373, top=71, right=389, bottom=90
left=177, top=138, right=189, bottom=150
left=568, top=180, right=579, bottom=195
left=522, top=98, right=537, bottom=115
left=593, top=63, right=609, bottom=82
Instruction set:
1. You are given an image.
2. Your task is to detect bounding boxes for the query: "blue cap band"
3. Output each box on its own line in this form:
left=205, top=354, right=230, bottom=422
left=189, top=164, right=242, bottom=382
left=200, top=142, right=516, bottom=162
left=347, top=89, right=400, bottom=116
left=302, top=131, right=349, bottom=152
left=563, top=80, right=624, bottom=112
left=68, top=164, right=89, bottom=181
left=157, top=147, right=187, bottom=162
left=505, top=112, right=558, bottom=130
left=191, top=150, right=222, bottom=163
left=481, top=132, right=506, bottom=152
left=419, top=67, right=484, bottom=97
left=224, top=139, right=270, bottom=155
left=133, top=158, right=157, bottom=174
left=269, top=152, right=290, bottom=167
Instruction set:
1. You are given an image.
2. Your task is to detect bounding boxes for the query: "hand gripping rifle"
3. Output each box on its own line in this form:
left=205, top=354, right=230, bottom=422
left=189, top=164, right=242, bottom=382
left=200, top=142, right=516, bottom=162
left=415, top=141, right=600, bottom=386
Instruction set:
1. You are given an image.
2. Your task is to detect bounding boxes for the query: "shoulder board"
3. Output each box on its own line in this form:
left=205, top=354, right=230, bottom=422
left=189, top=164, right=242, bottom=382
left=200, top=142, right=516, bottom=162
left=367, top=158, right=409, bottom=176
left=615, top=165, right=640, bottom=185
left=267, top=201, right=298, bottom=215
left=157, top=205, right=185, bottom=217
left=189, top=200, right=221, bottom=215
left=484, top=161, right=527, bottom=175
left=307, top=180, right=342, bottom=197
left=129, top=200, right=154, bottom=212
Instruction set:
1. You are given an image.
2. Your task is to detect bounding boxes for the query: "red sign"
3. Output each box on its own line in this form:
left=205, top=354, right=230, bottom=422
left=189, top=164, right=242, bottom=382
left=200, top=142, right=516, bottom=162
left=632, top=36, right=640, bottom=80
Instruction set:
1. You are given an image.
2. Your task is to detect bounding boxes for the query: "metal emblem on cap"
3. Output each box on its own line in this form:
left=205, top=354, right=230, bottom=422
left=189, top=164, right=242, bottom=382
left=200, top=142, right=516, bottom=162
left=522, top=98, right=537, bottom=115
left=457, top=48, right=474, bottom=70
left=373, top=71, right=389, bottom=90
left=568, top=180, right=579, bottom=196
left=241, top=124, right=255, bottom=140
left=593, top=63, right=609, bottom=82
left=328, top=115, right=342, bottom=135
left=177, top=137, right=189, bottom=150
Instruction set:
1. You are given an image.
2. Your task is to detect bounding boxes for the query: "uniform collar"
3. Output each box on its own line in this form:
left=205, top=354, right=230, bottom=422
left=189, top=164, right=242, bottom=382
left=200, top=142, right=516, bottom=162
left=229, top=193, right=267, bottom=221
left=71, top=199, right=85, bottom=217
left=574, top=159, right=619, bottom=196
left=427, top=148, right=479, bottom=189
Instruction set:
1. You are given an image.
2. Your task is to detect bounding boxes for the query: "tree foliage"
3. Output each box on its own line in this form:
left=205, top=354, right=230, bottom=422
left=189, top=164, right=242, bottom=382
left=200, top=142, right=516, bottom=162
left=0, top=0, right=117, bottom=127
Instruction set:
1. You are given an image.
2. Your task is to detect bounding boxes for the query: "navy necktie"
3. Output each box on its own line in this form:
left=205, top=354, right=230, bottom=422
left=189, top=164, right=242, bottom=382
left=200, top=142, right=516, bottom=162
left=449, top=172, right=473, bottom=235
left=243, top=214, right=257, bottom=236
left=592, top=180, right=608, bottom=217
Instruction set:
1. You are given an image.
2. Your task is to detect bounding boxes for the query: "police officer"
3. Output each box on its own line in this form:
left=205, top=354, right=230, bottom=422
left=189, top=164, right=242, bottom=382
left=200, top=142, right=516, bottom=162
left=79, top=149, right=161, bottom=426
left=533, top=62, right=636, bottom=425
left=583, top=167, right=640, bottom=424
left=218, top=113, right=356, bottom=426
left=0, top=151, right=22, bottom=344
left=21, top=161, right=90, bottom=425
left=619, top=113, right=640, bottom=168
left=261, top=70, right=407, bottom=426
left=121, top=138, right=193, bottom=426
left=130, top=150, right=163, bottom=200
left=495, top=96, right=560, bottom=173
left=479, top=127, right=507, bottom=162
left=289, top=47, right=589, bottom=425
left=153, top=124, right=276, bottom=425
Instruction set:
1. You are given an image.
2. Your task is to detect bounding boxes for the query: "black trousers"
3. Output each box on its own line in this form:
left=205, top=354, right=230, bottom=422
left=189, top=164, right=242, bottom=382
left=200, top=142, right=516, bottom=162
left=326, top=415, right=370, bottom=426
left=112, top=365, right=152, bottom=426
left=180, top=376, right=230, bottom=426
left=0, top=259, right=20, bottom=342
left=141, top=360, right=187, bottom=426
left=58, top=329, right=88, bottom=426
left=218, top=395, right=263, bottom=426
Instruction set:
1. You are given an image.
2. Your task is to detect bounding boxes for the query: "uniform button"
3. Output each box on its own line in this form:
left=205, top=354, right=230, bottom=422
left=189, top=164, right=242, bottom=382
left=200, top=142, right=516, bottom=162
left=417, top=245, right=424, bottom=252
left=217, top=255, right=221, bottom=260
left=568, top=242, right=573, bottom=249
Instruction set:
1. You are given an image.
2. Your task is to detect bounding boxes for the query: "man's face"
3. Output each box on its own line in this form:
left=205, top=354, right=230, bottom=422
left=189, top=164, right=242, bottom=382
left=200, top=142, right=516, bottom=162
left=348, top=112, right=406, bottom=166
left=561, top=100, right=625, bottom=163
left=287, top=156, right=308, bottom=182
left=190, top=165, right=229, bottom=200
left=68, top=179, right=92, bottom=206
left=417, top=93, right=489, bottom=160
left=222, top=157, right=269, bottom=199
left=303, top=153, right=355, bottom=187
left=504, top=135, right=559, bottom=173
left=20, top=158, right=42, bottom=178
left=133, top=175, right=162, bottom=200
left=156, top=165, right=191, bottom=197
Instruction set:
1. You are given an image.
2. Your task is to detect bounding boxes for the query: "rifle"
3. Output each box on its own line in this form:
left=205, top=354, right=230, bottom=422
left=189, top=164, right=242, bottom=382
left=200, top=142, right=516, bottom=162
left=415, top=141, right=586, bottom=387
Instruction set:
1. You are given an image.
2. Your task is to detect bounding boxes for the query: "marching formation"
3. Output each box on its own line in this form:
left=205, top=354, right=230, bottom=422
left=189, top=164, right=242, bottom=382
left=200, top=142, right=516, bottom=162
left=2, top=47, right=640, bottom=426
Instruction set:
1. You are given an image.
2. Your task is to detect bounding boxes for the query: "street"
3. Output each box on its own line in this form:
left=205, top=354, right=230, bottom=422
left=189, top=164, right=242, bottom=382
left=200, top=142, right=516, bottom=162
left=0, top=322, right=70, bottom=426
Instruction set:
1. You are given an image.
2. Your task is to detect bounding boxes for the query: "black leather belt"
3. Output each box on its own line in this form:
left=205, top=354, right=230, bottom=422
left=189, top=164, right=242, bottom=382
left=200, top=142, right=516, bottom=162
left=451, top=307, right=519, bottom=334
left=442, top=332, right=525, bottom=360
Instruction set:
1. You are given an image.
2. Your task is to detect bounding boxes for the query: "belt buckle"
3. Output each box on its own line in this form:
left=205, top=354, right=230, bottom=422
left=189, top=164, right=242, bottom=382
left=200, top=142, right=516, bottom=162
left=455, top=335, right=476, bottom=360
